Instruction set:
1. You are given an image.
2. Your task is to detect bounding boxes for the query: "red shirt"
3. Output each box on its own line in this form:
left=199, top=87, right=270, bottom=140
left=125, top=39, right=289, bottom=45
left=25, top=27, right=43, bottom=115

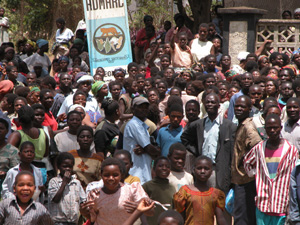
left=42, top=111, right=58, bottom=131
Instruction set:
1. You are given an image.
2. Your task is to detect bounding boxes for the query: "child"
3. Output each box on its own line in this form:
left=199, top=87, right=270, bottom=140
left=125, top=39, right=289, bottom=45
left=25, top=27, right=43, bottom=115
left=156, top=104, right=184, bottom=156
left=143, top=156, right=176, bottom=225
left=167, top=143, right=193, bottom=192
left=173, top=156, right=226, bottom=225
left=244, top=114, right=298, bottom=224
left=89, top=158, right=149, bottom=225
left=1, top=141, right=44, bottom=202
left=48, top=152, right=86, bottom=224
left=0, top=171, right=53, bottom=224
left=114, top=150, right=141, bottom=184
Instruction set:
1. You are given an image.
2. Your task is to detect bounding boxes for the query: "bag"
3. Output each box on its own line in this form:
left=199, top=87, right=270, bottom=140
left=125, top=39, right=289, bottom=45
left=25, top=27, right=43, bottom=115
left=225, top=188, right=235, bottom=215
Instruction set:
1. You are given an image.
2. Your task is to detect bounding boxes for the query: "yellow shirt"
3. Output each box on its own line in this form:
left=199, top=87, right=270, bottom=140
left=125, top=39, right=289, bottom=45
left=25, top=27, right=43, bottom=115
left=125, top=175, right=141, bottom=184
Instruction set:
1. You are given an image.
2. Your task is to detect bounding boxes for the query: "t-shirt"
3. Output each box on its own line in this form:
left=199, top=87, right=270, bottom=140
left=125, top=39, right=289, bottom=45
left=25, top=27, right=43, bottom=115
left=56, top=28, right=74, bottom=43
left=190, top=38, right=213, bottom=62
left=124, top=175, right=141, bottom=184
left=265, top=146, right=283, bottom=179
left=42, top=111, right=58, bottom=131
left=168, top=170, right=194, bottom=192
left=24, top=53, right=51, bottom=72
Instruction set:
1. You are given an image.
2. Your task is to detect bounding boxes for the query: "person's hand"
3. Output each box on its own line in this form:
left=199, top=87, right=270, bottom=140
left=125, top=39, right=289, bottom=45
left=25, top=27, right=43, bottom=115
left=88, top=188, right=101, bottom=201
left=157, top=39, right=162, bottom=45
left=136, top=198, right=155, bottom=213
left=173, top=27, right=179, bottom=35
left=80, top=200, right=95, bottom=219
left=133, top=145, right=145, bottom=155
left=124, top=200, right=138, bottom=213
left=57, top=113, right=67, bottom=122
left=62, top=171, right=71, bottom=184
left=0, top=171, right=6, bottom=179
left=38, top=185, right=46, bottom=193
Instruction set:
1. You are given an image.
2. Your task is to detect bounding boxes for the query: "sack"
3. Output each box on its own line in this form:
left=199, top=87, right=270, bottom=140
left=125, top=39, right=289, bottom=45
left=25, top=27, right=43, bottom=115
left=225, top=188, right=235, bottom=215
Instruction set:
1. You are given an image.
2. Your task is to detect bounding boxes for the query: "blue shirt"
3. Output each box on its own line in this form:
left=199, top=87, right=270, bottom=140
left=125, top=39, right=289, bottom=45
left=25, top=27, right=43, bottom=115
left=227, top=90, right=244, bottom=121
left=202, top=116, right=220, bottom=163
left=156, top=125, right=183, bottom=157
left=123, top=116, right=151, bottom=184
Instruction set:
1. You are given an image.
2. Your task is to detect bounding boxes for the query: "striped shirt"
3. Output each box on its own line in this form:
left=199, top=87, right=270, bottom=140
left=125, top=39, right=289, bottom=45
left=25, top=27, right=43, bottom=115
left=244, top=140, right=298, bottom=214
left=265, top=146, right=283, bottom=179
left=0, top=196, right=53, bottom=225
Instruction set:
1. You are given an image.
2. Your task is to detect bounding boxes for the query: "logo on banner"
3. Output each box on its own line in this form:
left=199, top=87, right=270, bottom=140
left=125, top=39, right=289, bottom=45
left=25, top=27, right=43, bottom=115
left=93, top=23, right=125, bottom=55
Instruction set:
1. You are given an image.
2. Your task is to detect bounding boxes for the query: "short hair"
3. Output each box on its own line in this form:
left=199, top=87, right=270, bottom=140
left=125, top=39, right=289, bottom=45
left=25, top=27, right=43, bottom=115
left=174, top=77, right=187, bottom=91
left=265, top=77, right=279, bottom=90
left=287, top=97, right=300, bottom=106
left=204, top=54, right=216, bottom=63
left=56, top=17, right=65, bottom=25
left=56, top=152, right=75, bottom=168
left=203, top=74, right=215, bottom=84
left=127, top=62, right=138, bottom=71
left=199, top=23, right=209, bottom=30
left=167, top=96, right=183, bottom=108
left=114, top=150, right=132, bottom=163
left=14, top=96, right=28, bottom=106
left=6, top=65, right=17, bottom=73
left=194, top=155, right=213, bottom=167
left=67, top=110, right=82, bottom=121
left=18, top=105, right=34, bottom=124
left=101, top=98, right=119, bottom=115
left=236, top=95, right=252, bottom=108
left=168, top=103, right=183, bottom=114
left=0, top=118, right=9, bottom=130
left=146, top=87, right=159, bottom=96
left=246, top=53, right=258, bottom=61
left=160, top=54, right=170, bottom=61
left=245, top=61, right=259, bottom=72
left=109, top=80, right=122, bottom=91
left=157, top=210, right=184, bottom=225
left=205, top=92, right=220, bottom=104
left=41, top=76, right=56, bottom=89
left=14, top=171, right=35, bottom=186
left=31, top=103, right=46, bottom=112
left=73, top=90, right=87, bottom=103
left=77, top=125, right=93, bottom=138
left=170, top=87, right=182, bottom=96
left=265, top=114, right=281, bottom=126
left=143, top=15, right=153, bottom=23
left=269, top=52, right=281, bottom=63
left=4, top=93, right=17, bottom=106
left=123, top=77, right=135, bottom=90
left=263, top=104, right=280, bottom=116
left=185, top=99, right=200, bottom=112
left=19, top=141, right=35, bottom=152
left=153, top=156, right=170, bottom=170
left=101, top=157, right=126, bottom=176
left=293, top=78, right=300, bottom=92
left=168, top=143, right=186, bottom=156
left=39, top=89, right=52, bottom=101
left=135, top=74, right=145, bottom=80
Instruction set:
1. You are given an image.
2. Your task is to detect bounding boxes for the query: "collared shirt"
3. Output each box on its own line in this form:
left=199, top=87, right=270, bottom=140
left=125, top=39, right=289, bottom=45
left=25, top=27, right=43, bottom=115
left=48, top=175, right=86, bottom=223
left=244, top=140, right=298, bottom=214
left=281, top=119, right=300, bottom=152
left=231, top=117, right=262, bottom=185
left=202, top=116, right=220, bottom=163
left=156, top=124, right=183, bottom=157
left=1, top=164, right=43, bottom=201
left=57, top=91, right=99, bottom=117
left=123, top=116, right=151, bottom=184
left=0, top=196, right=53, bottom=225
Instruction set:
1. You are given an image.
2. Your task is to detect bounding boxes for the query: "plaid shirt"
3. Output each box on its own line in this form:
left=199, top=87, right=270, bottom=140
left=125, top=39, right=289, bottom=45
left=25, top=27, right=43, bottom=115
left=0, top=196, right=53, bottom=225
left=48, top=175, right=86, bottom=223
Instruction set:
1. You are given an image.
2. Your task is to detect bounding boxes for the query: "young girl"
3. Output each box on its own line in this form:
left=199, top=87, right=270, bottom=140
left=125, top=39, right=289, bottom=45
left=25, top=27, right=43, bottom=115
left=88, top=158, right=150, bottom=225
left=173, top=156, right=226, bottom=225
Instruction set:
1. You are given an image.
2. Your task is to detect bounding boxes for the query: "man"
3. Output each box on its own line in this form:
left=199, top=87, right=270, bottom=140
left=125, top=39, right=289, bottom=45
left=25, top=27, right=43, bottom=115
left=281, top=97, right=300, bottom=152
left=123, top=97, right=160, bottom=184
left=249, top=84, right=263, bottom=116
left=165, top=13, right=193, bottom=43
left=57, top=75, right=98, bottom=117
left=231, top=95, right=262, bottom=225
left=185, top=100, right=200, bottom=128
left=227, top=72, right=254, bottom=121
left=181, top=93, right=236, bottom=194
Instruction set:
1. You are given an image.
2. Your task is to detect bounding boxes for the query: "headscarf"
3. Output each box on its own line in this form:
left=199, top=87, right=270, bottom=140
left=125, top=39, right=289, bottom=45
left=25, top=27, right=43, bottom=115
left=0, top=80, right=14, bottom=94
left=224, top=69, right=238, bottom=82
left=58, top=55, right=69, bottom=63
left=181, top=69, right=193, bottom=77
left=27, top=40, right=37, bottom=51
left=292, top=48, right=300, bottom=60
left=30, top=86, right=40, bottom=93
left=75, top=72, right=88, bottom=83
left=92, top=81, right=105, bottom=96
left=36, top=39, right=48, bottom=48
left=74, top=38, right=84, bottom=45
left=113, top=67, right=126, bottom=75
left=68, top=104, right=86, bottom=115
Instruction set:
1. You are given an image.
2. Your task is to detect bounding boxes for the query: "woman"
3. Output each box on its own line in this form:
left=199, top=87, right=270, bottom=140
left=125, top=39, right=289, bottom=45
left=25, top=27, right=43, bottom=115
left=91, top=81, right=109, bottom=117
left=68, top=125, right=103, bottom=190
left=53, top=18, right=74, bottom=58
left=94, top=98, right=120, bottom=158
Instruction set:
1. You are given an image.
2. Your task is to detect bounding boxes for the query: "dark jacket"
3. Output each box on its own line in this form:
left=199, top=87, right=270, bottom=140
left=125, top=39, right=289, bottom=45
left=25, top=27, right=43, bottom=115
left=181, top=117, right=236, bottom=194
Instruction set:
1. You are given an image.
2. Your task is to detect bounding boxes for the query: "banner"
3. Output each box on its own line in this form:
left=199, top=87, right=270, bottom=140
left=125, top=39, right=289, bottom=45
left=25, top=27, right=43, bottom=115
left=83, top=0, right=133, bottom=81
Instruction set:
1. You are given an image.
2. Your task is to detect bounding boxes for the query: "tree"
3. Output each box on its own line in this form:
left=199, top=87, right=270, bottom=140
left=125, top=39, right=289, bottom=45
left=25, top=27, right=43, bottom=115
left=176, top=0, right=212, bottom=33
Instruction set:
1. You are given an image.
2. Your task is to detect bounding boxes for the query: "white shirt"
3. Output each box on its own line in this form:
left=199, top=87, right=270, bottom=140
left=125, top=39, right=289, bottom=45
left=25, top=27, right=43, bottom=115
left=56, top=28, right=74, bottom=43
left=190, top=38, right=213, bottom=61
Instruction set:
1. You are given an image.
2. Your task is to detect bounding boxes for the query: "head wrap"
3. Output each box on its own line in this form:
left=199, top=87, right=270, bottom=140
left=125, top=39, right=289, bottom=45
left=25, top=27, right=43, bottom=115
left=0, top=80, right=14, bottom=94
left=181, top=69, right=193, bottom=77
left=74, top=38, right=84, bottom=45
left=36, top=39, right=48, bottom=48
left=68, top=104, right=86, bottom=114
left=27, top=40, right=37, bottom=51
left=30, top=86, right=40, bottom=93
left=294, top=8, right=300, bottom=14
left=292, top=48, right=300, bottom=61
left=282, top=65, right=297, bottom=77
left=224, top=69, right=238, bottom=82
left=267, top=74, right=278, bottom=80
left=113, top=67, right=126, bottom=75
left=58, top=55, right=69, bottom=63
left=191, top=62, right=204, bottom=72
left=77, top=75, right=94, bottom=84
left=92, top=81, right=105, bottom=96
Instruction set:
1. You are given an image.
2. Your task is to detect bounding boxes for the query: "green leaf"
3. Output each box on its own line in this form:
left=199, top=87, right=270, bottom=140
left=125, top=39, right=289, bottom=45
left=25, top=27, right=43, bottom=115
left=104, top=37, right=111, bottom=53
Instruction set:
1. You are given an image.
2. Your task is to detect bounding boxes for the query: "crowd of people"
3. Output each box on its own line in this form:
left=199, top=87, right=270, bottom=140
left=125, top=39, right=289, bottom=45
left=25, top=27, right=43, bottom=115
left=1, top=5, right=300, bottom=225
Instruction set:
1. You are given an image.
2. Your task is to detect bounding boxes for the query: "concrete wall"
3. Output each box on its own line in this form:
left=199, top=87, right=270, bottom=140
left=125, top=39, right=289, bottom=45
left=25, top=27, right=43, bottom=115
left=224, top=0, right=298, bottom=19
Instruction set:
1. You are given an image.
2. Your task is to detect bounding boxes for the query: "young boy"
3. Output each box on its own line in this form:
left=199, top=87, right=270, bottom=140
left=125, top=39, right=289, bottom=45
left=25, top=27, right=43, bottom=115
left=0, top=171, right=53, bottom=224
left=156, top=104, right=184, bottom=156
left=1, top=141, right=44, bottom=202
left=167, top=143, right=193, bottom=191
left=48, top=152, right=86, bottom=224
left=244, top=114, right=298, bottom=224
left=143, top=157, right=176, bottom=225
left=114, top=150, right=141, bottom=184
